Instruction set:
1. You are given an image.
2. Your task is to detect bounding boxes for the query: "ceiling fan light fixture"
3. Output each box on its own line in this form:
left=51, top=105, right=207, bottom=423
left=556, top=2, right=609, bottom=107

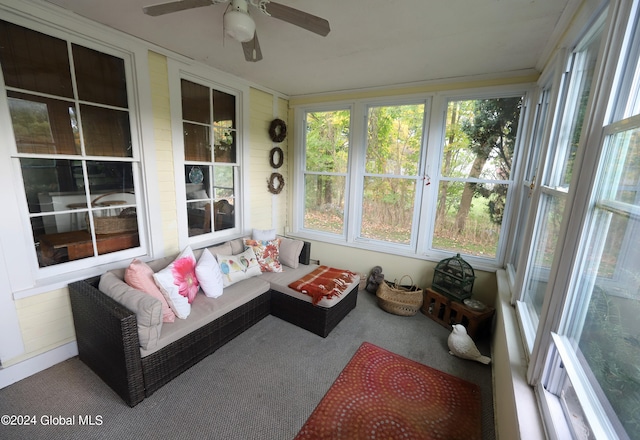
left=224, top=9, right=255, bottom=43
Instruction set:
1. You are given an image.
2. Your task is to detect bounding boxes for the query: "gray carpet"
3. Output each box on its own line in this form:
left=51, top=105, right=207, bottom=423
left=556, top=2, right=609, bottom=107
left=0, top=289, right=495, bottom=439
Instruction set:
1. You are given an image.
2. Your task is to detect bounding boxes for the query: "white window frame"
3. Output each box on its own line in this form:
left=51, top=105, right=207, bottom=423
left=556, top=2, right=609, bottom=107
left=293, top=86, right=531, bottom=269
left=512, top=11, right=608, bottom=358
left=0, top=2, right=161, bottom=298
left=167, top=60, right=250, bottom=250
left=511, top=0, right=640, bottom=437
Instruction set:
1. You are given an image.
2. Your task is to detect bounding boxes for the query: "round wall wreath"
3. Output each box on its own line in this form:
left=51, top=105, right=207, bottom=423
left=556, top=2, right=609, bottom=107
left=269, top=147, right=284, bottom=169
left=267, top=172, right=285, bottom=194
left=269, top=118, right=287, bottom=143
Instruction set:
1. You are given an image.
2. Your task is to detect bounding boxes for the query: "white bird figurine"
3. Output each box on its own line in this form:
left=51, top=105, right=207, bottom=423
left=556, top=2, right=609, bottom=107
left=447, top=324, right=491, bottom=364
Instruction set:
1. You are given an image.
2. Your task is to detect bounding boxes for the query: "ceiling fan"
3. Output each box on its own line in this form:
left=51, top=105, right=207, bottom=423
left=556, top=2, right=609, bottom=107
left=142, top=0, right=330, bottom=62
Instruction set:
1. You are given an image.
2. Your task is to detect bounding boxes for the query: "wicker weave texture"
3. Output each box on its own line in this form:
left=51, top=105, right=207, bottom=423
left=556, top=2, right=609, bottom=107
left=271, top=285, right=358, bottom=337
left=376, top=279, right=423, bottom=316
left=69, top=278, right=145, bottom=407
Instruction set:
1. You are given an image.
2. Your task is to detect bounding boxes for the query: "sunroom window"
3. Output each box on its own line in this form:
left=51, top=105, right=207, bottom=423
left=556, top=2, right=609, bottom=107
left=181, top=78, right=239, bottom=238
left=517, top=21, right=604, bottom=343
left=301, top=108, right=351, bottom=236
left=526, top=2, right=640, bottom=438
left=433, top=97, right=523, bottom=259
left=296, top=92, right=526, bottom=265
left=0, top=20, right=142, bottom=268
left=359, top=103, right=425, bottom=245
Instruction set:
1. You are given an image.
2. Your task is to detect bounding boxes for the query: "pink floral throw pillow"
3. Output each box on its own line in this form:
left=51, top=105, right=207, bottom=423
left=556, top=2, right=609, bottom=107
left=172, top=255, right=199, bottom=303
left=154, top=247, right=199, bottom=319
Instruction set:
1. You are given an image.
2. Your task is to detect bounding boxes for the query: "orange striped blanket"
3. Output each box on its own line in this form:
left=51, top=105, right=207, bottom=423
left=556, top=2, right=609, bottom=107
left=288, top=265, right=357, bottom=305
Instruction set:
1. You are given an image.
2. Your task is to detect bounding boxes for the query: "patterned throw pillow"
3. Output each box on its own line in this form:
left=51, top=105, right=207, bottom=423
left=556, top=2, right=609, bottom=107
left=154, top=247, right=199, bottom=319
left=217, top=247, right=262, bottom=287
left=243, top=238, right=282, bottom=272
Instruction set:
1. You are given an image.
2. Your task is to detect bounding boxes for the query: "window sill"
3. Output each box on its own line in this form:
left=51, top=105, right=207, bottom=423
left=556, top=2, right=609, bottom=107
left=493, top=269, right=546, bottom=439
left=292, top=230, right=503, bottom=273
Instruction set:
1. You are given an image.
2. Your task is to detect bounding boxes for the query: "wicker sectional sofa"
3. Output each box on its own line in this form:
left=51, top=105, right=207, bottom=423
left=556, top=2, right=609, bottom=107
left=68, top=239, right=359, bottom=407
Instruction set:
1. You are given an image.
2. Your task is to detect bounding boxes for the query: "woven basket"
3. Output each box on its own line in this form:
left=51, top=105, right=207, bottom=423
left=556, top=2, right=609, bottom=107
left=376, top=275, right=424, bottom=316
left=87, top=192, right=137, bottom=235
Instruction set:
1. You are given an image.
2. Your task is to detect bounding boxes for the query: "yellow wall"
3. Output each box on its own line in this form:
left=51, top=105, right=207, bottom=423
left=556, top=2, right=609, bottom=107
left=6, top=289, right=75, bottom=367
left=149, top=51, right=180, bottom=255
left=247, top=90, right=290, bottom=234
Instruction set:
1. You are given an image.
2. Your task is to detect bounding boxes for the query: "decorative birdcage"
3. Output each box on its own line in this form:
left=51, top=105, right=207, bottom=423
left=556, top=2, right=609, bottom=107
left=432, top=253, right=475, bottom=302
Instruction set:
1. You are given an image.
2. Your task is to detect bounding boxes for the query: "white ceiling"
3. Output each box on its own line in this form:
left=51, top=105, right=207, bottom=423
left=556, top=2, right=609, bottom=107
left=43, top=0, right=572, bottom=96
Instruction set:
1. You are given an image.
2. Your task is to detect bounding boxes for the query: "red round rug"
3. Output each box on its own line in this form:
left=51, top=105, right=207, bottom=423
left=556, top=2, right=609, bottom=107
left=295, top=342, right=482, bottom=440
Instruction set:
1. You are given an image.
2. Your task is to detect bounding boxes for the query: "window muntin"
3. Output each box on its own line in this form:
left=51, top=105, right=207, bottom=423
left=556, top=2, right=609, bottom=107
left=433, top=97, right=523, bottom=258
left=1, top=19, right=141, bottom=268
left=181, top=79, right=238, bottom=237
left=302, top=109, right=351, bottom=236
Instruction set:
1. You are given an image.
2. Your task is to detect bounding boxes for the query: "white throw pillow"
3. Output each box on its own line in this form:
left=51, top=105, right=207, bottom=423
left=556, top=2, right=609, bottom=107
left=217, top=247, right=262, bottom=287
left=153, top=247, right=199, bottom=319
left=252, top=228, right=277, bottom=241
left=196, top=248, right=224, bottom=298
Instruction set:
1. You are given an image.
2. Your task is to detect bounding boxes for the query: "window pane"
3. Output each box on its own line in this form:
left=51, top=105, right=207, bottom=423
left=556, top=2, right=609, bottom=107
left=433, top=181, right=507, bottom=257
left=552, top=31, right=602, bottom=189
left=8, top=92, right=79, bottom=155
left=213, top=127, right=236, bottom=163
left=184, top=122, right=211, bottom=162
left=20, top=158, right=79, bottom=215
left=72, top=44, right=128, bottom=108
left=181, top=79, right=209, bottom=124
left=213, top=89, right=235, bottom=128
left=305, top=110, right=350, bottom=173
left=304, top=175, right=345, bottom=234
left=185, top=165, right=211, bottom=236
left=0, top=20, right=73, bottom=98
left=81, top=104, right=132, bottom=157
left=213, top=165, right=234, bottom=199
left=86, top=161, right=134, bottom=193
left=442, top=98, right=521, bottom=180
left=361, top=177, right=415, bottom=244
left=365, top=104, right=423, bottom=175
left=521, top=194, right=565, bottom=318
left=213, top=165, right=235, bottom=232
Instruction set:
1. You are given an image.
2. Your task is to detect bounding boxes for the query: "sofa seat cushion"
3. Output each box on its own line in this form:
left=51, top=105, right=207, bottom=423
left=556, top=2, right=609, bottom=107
left=258, top=265, right=360, bottom=308
left=140, top=276, right=270, bottom=357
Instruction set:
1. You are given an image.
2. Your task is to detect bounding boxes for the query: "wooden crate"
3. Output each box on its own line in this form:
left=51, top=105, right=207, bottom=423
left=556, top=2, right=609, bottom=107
left=421, top=287, right=494, bottom=340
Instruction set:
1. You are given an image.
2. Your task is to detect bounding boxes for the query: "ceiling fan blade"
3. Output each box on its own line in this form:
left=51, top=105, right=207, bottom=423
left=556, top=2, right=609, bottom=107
left=265, top=2, right=330, bottom=36
left=242, top=32, right=263, bottom=62
left=143, top=0, right=213, bottom=17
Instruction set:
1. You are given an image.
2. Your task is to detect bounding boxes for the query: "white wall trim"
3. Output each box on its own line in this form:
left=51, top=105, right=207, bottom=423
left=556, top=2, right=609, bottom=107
left=0, top=342, right=77, bottom=389
left=493, top=269, right=546, bottom=440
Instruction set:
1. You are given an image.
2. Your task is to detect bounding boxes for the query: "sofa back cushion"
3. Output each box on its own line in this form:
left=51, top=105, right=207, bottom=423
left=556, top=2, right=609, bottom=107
left=99, top=271, right=163, bottom=350
left=279, top=237, right=305, bottom=269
